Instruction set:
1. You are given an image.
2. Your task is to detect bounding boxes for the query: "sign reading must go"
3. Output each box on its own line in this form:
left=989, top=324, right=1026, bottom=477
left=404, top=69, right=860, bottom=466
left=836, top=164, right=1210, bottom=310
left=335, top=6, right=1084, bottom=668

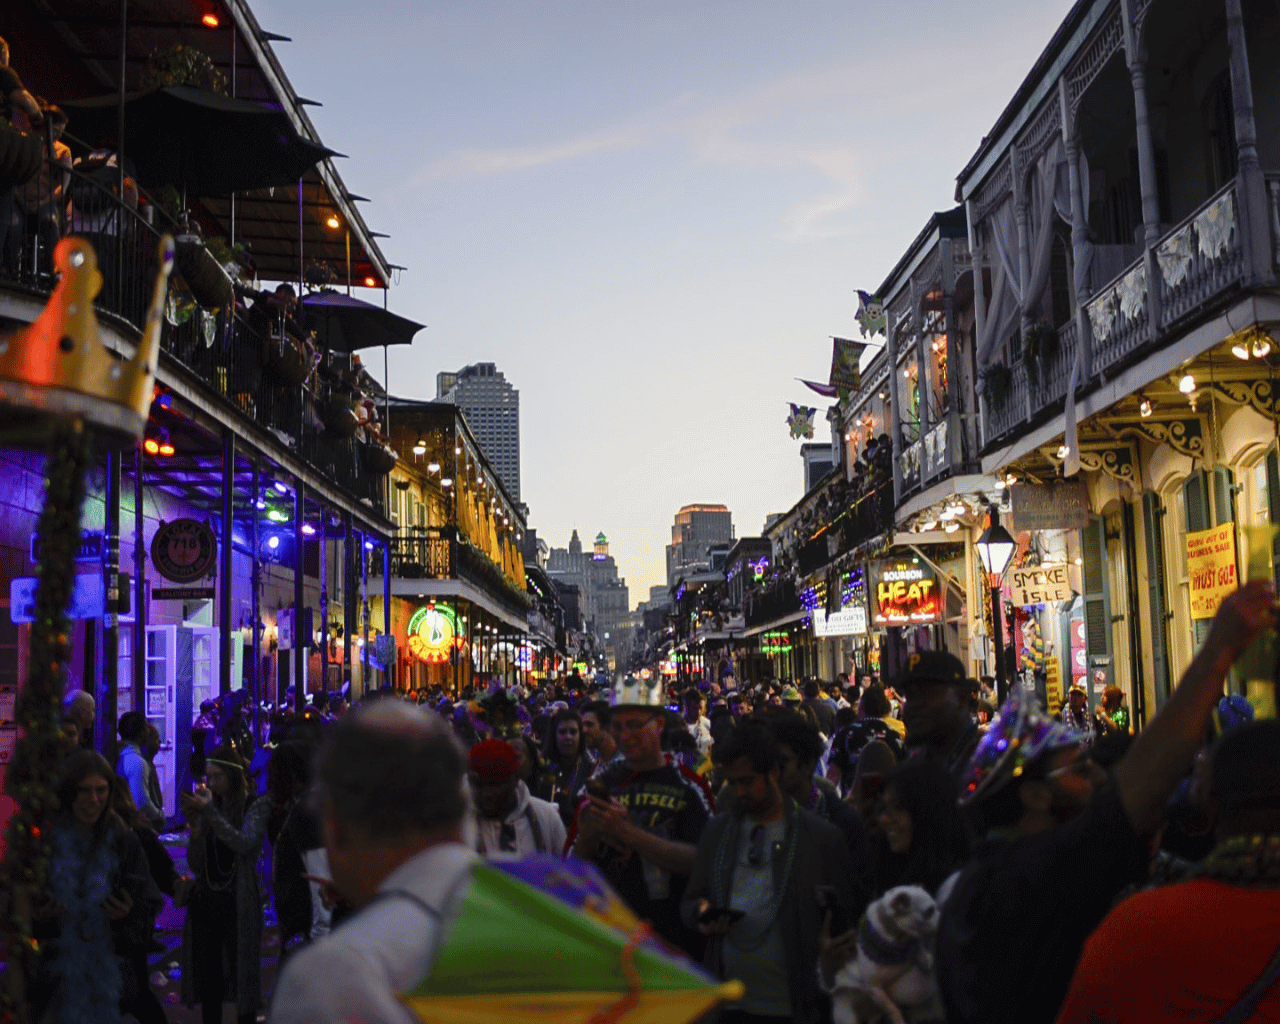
left=870, top=559, right=943, bottom=627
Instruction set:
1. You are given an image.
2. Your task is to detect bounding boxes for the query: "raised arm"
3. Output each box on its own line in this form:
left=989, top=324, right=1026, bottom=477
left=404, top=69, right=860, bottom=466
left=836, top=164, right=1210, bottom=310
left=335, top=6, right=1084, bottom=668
left=1112, top=581, right=1276, bottom=836
left=199, top=795, right=273, bottom=856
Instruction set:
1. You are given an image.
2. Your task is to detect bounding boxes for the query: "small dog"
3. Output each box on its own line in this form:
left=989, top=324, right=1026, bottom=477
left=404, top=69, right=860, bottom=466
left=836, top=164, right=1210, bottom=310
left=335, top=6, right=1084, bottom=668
left=830, top=885, right=939, bottom=1024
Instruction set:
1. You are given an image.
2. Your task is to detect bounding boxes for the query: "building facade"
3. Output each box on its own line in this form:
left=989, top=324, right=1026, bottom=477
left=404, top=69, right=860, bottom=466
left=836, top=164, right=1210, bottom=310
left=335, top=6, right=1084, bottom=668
left=666, top=504, right=735, bottom=586
left=437, top=363, right=521, bottom=503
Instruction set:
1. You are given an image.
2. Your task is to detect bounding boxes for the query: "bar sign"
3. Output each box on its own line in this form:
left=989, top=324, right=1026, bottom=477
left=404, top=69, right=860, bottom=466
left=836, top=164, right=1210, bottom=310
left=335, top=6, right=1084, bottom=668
left=30, top=530, right=104, bottom=563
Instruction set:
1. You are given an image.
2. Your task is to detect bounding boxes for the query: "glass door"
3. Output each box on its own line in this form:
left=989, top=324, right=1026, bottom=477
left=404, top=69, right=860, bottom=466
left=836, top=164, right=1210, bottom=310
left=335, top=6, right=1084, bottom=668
left=144, top=625, right=178, bottom=817
left=189, top=626, right=219, bottom=712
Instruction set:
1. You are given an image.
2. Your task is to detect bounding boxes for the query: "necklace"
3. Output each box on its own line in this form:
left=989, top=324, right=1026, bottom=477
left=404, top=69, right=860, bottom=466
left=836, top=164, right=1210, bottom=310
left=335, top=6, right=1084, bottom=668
left=1191, top=834, right=1280, bottom=886
left=204, top=830, right=237, bottom=892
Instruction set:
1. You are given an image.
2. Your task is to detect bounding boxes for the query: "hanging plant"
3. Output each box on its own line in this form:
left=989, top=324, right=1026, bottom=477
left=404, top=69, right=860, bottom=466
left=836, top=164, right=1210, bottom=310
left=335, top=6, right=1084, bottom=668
left=979, top=362, right=1012, bottom=409
left=141, top=43, right=228, bottom=95
left=1023, top=321, right=1060, bottom=385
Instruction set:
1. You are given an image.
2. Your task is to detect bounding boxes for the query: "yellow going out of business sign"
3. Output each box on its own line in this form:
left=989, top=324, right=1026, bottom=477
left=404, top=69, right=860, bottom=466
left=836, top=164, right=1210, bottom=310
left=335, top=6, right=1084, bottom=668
left=1185, top=524, right=1237, bottom=620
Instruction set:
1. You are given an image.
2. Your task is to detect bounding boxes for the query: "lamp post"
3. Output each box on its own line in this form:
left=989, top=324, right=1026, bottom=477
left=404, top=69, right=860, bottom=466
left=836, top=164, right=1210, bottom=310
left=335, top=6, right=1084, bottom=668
left=976, top=505, right=1017, bottom=704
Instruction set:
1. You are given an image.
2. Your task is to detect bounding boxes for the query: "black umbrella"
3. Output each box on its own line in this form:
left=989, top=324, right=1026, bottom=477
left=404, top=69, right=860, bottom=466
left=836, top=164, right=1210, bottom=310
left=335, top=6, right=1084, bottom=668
left=301, top=289, right=425, bottom=352
left=60, top=85, right=332, bottom=196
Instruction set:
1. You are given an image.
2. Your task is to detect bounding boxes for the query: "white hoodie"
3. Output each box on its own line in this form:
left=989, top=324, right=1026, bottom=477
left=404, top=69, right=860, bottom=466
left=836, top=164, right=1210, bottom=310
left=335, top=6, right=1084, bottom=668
left=471, top=780, right=567, bottom=859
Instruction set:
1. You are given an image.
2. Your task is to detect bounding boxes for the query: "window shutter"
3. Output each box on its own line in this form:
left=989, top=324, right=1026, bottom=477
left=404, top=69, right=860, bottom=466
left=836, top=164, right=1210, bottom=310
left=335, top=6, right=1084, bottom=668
left=1267, top=450, right=1280, bottom=589
left=1142, top=491, right=1171, bottom=711
left=1080, top=515, right=1112, bottom=703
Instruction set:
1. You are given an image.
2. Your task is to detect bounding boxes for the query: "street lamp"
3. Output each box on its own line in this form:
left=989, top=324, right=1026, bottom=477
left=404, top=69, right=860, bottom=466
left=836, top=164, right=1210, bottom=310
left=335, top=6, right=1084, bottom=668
left=976, top=505, right=1017, bottom=703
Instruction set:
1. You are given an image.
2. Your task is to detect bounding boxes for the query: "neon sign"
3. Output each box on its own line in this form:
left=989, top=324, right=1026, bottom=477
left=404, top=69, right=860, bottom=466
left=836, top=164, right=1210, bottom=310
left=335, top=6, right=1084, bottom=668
left=407, top=603, right=467, bottom=664
left=870, top=559, right=942, bottom=627
left=760, top=631, right=792, bottom=654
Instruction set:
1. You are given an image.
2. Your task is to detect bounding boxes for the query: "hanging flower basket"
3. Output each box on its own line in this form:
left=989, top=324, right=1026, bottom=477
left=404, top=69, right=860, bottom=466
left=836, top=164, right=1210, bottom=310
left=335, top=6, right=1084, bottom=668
left=1023, top=321, right=1059, bottom=385
left=979, top=362, right=1012, bottom=409
left=173, top=235, right=234, bottom=310
left=361, top=440, right=398, bottom=474
left=262, top=334, right=310, bottom=387
left=0, top=123, right=42, bottom=192
left=319, top=394, right=359, bottom=437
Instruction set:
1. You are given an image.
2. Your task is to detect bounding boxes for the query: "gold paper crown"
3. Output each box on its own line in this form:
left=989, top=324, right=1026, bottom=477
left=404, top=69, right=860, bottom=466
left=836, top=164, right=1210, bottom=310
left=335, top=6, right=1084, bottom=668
left=0, top=234, right=174, bottom=440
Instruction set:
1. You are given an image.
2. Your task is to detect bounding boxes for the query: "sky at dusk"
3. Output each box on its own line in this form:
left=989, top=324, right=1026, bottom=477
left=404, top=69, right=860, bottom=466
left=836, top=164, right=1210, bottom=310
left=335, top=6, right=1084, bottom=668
left=251, top=0, right=1074, bottom=604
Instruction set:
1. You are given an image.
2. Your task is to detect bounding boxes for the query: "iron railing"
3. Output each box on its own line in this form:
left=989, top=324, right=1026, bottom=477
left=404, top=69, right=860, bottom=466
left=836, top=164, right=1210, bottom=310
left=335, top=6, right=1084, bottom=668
left=0, top=151, right=388, bottom=514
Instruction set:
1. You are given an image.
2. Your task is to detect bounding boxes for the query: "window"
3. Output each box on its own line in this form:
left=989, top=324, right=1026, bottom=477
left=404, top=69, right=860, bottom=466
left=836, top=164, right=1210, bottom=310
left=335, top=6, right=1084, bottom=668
left=1206, top=72, right=1237, bottom=194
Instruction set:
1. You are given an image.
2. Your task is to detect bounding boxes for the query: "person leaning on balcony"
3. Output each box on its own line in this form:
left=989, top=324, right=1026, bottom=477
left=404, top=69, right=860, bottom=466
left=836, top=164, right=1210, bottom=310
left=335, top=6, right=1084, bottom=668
left=0, top=36, right=40, bottom=274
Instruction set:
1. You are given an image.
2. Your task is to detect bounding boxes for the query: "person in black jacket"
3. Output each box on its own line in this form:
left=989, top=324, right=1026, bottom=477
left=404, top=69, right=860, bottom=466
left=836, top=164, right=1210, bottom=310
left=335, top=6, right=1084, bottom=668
left=767, top=710, right=873, bottom=907
left=682, top=721, right=861, bottom=1024
left=267, top=741, right=328, bottom=958
left=110, top=775, right=176, bottom=1024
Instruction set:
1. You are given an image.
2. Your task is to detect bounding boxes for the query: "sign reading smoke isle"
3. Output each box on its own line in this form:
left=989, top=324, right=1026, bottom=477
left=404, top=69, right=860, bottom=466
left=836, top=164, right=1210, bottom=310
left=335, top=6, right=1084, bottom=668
left=1185, top=524, right=1238, bottom=620
left=871, top=559, right=942, bottom=627
left=1010, top=564, right=1074, bottom=606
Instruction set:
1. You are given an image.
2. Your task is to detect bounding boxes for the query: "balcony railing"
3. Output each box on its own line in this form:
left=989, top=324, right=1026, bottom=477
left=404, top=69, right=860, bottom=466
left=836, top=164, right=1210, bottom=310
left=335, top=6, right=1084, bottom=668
left=744, top=578, right=799, bottom=629
left=0, top=156, right=388, bottom=514
left=383, top=529, right=533, bottom=611
left=983, top=177, right=1251, bottom=447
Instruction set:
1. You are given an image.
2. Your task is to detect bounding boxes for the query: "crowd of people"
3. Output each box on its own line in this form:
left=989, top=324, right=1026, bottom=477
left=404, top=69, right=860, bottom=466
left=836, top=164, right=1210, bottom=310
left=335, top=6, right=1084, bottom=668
left=22, top=580, right=1280, bottom=1023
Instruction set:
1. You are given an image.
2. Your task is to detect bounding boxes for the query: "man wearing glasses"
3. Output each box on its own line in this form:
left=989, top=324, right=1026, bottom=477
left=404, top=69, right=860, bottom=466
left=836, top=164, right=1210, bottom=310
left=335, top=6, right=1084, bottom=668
left=680, top=720, right=860, bottom=1024
left=569, top=675, right=713, bottom=958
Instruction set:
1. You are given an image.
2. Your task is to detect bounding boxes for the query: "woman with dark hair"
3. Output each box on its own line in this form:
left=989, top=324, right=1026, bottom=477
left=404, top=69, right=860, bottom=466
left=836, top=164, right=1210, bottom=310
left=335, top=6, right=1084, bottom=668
left=510, top=732, right=551, bottom=801
left=109, top=777, right=174, bottom=1024
left=31, top=751, right=162, bottom=1024
left=540, top=708, right=592, bottom=823
left=180, top=743, right=273, bottom=1024
left=870, top=757, right=970, bottom=898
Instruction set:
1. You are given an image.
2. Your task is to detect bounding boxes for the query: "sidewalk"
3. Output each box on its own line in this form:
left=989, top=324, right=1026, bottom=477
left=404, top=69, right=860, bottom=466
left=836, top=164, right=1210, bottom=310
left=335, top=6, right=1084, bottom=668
left=149, top=832, right=283, bottom=1024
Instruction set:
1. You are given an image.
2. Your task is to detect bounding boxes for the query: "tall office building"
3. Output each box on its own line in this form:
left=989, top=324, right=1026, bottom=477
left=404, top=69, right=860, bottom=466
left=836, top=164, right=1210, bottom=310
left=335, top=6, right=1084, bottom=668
left=437, top=363, right=521, bottom=502
left=666, top=504, right=734, bottom=586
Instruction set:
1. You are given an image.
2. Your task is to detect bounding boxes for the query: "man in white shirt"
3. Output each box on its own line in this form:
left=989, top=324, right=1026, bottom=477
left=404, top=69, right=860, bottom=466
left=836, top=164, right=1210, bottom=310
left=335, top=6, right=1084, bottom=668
left=270, top=701, right=476, bottom=1024
left=468, top=738, right=566, bottom=858
left=116, top=711, right=165, bottom=829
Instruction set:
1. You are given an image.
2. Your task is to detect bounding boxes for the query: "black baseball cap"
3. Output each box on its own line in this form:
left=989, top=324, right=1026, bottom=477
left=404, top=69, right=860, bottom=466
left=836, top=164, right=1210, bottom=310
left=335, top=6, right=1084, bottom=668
left=891, top=651, right=967, bottom=688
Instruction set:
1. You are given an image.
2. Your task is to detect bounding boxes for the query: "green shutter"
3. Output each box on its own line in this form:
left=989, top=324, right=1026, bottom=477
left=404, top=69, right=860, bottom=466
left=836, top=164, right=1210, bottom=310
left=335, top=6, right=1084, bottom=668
left=1267, top=451, right=1280, bottom=589
left=1080, top=515, right=1112, bottom=708
left=1142, top=491, right=1171, bottom=711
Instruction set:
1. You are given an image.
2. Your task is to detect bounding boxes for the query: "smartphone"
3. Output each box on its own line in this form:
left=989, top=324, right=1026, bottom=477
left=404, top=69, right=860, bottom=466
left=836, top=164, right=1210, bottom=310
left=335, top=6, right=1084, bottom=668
left=815, top=884, right=847, bottom=935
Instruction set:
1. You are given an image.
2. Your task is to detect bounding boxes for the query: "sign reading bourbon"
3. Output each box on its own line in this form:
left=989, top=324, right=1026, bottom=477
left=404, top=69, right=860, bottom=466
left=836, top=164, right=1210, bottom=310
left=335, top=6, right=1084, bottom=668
left=151, top=519, right=217, bottom=584
left=870, top=558, right=943, bottom=627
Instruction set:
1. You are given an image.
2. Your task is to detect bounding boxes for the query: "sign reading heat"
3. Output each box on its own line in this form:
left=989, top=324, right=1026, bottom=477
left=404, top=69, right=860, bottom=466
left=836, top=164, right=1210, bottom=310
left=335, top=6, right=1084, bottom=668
left=870, top=559, right=943, bottom=627
left=407, top=603, right=467, bottom=664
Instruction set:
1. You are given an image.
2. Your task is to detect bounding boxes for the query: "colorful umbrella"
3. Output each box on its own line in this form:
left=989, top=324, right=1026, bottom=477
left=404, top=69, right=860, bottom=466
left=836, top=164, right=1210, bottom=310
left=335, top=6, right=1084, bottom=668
left=401, top=856, right=743, bottom=1024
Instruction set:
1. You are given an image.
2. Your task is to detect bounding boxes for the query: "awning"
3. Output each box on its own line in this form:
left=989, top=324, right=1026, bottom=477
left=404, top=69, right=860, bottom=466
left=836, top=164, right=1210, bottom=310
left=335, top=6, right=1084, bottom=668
left=740, top=609, right=807, bottom=638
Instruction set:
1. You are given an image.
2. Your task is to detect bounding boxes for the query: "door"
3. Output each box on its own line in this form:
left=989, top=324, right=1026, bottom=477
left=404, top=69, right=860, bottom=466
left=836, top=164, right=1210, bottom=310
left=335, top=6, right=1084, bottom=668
left=188, top=625, right=220, bottom=709
left=116, top=619, right=134, bottom=716
left=144, top=625, right=178, bottom=817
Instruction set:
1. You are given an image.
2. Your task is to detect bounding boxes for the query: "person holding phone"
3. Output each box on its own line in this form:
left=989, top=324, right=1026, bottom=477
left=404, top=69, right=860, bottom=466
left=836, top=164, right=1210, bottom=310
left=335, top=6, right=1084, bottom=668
left=179, top=744, right=272, bottom=1024
left=29, top=751, right=163, bottom=1024
left=681, top=721, right=860, bottom=1024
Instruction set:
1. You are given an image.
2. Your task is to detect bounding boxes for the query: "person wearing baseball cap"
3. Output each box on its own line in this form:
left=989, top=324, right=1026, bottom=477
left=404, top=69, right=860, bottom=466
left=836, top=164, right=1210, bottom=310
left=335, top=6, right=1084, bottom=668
left=567, top=674, right=713, bottom=958
left=892, top=650, right=979, bottom=778
left=467, top=738, right=566, bottom=859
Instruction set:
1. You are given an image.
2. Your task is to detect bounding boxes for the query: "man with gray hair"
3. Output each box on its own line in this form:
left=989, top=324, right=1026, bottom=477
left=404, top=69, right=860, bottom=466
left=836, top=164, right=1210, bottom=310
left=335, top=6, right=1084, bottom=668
left=270, top=700, right=475, bottom=1023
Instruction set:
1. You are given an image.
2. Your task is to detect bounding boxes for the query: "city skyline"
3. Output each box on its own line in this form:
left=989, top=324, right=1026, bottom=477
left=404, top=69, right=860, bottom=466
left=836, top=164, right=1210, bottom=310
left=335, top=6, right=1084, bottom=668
left=252, top=0, right=1074, bottom=600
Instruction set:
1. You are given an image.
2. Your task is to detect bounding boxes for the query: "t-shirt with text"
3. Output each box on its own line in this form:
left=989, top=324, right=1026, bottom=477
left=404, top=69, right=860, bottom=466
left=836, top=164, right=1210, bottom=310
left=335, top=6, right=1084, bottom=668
left=569, top=760, right=712, bottom=957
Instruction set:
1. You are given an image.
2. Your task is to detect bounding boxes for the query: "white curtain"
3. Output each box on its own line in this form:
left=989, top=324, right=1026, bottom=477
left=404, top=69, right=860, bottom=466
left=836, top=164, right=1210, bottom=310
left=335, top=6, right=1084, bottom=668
left=976, top=199, right=1021, bottom=365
